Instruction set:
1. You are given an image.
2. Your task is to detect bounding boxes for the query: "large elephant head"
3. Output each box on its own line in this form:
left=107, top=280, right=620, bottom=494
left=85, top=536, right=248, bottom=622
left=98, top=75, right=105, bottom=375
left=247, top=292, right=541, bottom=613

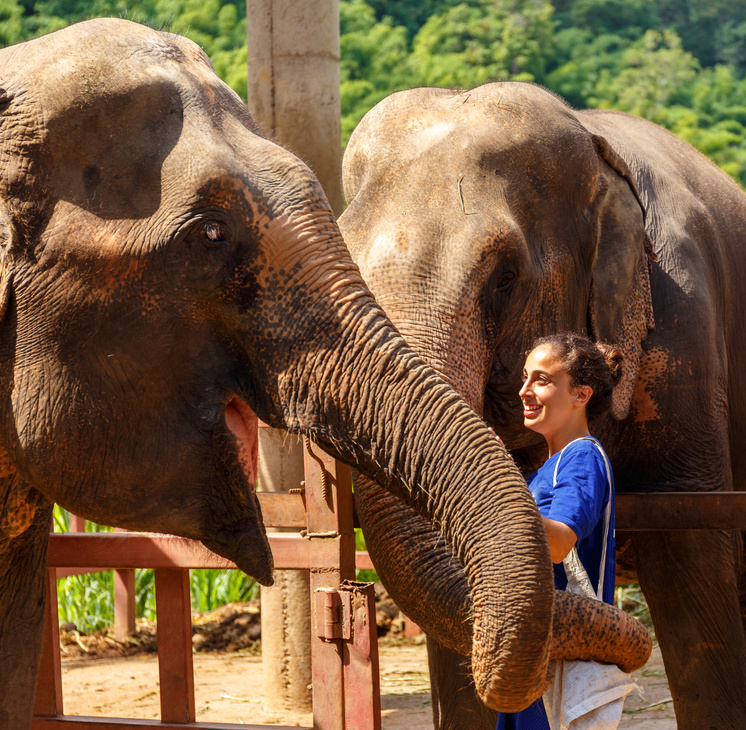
left=339, top=81, right=654, bottom=725
left=0, top=22, right=562, bottom=724
left=341, top=83, right=654, bottom=454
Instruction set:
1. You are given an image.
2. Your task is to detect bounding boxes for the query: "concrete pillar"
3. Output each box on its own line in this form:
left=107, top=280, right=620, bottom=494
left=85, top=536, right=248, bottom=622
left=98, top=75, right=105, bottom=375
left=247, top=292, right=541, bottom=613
left=248, top=1, right=341, bottom=712
left=247, top=0, right=343, bottom=215
left=256, top=425, right=311, bottom=712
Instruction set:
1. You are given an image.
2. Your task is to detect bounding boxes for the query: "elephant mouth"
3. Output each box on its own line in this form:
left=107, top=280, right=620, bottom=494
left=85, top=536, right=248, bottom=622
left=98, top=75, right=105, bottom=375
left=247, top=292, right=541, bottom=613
left=224, top=397, right=259, bottom=495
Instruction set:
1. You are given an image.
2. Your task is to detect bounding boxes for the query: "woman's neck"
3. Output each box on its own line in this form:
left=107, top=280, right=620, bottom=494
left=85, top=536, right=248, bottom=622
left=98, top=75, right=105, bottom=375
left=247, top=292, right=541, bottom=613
left=546, top=421, right=591, bottom=457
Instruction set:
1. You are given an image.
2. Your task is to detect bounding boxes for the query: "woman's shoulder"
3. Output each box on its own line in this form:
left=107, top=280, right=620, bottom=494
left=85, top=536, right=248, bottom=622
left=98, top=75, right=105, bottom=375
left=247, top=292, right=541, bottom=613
left=559, top=438, right=608, bottom=470
left=564, top=437, right=605, bottom=454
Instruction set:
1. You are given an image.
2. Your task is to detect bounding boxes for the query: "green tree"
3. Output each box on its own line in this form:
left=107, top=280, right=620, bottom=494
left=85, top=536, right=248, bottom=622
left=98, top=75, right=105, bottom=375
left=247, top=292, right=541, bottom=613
left=547, top=29, right=633, bottom=107
left=0, top=0, right=25, bottom=45
left=408, top=0, right=555, bottom=88
left=592, top=30, right=699, bottom=122
left=340, top=0, right=409, bottom=142
left=658, top=0, right=746, bottom=70
left=364, top=0, right=462, bottom=40
left=564, top=0, right=659, bottom=38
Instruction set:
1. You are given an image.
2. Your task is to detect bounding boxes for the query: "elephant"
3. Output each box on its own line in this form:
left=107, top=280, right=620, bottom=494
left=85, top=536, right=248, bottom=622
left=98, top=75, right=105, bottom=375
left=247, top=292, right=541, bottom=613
left=339, top=80, right=746, bottom=730
left=0, top=22, right=652, bottom=729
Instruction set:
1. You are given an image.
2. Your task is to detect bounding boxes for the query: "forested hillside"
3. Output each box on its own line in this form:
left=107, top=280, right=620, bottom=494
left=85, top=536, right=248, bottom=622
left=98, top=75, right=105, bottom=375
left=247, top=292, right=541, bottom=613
left=4, top=0, right=746, bottom=186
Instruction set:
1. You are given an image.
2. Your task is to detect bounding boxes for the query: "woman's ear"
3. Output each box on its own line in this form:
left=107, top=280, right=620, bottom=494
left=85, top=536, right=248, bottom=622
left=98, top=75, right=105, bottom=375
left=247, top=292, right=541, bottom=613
left=586, top=133, right=655, bottom=420
left=573, top=385, right=592, bottom=408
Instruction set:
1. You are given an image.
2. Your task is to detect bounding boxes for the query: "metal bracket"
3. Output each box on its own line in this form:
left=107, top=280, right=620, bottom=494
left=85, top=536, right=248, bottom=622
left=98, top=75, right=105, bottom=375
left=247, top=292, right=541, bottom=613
left=314, top=587, right=352, bottom=641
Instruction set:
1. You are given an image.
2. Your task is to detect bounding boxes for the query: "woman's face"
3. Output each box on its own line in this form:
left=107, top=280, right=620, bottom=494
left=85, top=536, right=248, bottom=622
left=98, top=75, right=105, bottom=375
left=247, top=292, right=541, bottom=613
left=519, top=345, right=579, bottom=439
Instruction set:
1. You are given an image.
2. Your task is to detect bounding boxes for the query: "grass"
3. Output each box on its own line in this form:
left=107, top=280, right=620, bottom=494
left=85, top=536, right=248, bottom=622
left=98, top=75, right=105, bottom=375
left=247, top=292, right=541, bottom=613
left=53, top=506, right=258, bottom=633
left=615, top=583, right=654, bottom=632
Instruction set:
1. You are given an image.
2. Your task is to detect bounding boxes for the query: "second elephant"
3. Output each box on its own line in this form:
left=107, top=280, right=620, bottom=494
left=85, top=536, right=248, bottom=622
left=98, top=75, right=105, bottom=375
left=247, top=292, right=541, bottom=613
left=339, top=81, right=746, bottom=730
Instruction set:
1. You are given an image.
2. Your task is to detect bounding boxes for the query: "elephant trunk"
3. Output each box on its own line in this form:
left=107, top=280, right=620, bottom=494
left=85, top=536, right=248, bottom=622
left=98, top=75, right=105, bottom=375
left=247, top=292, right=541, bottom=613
left=356, top=476, right=652, bottom=673
left=284, top=310, right=554, bottom=710
left=550, top=592, right=652, bottom=672
left=244, top=163, right=553, bottom=710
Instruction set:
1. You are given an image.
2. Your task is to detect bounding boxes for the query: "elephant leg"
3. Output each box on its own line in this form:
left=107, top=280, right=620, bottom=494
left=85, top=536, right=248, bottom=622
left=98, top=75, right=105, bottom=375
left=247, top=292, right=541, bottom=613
left=0, top=504, right=53, bottom=730
left=428, top=637, right=498, bottom=730
left=633, top=529, right=746, bottom=729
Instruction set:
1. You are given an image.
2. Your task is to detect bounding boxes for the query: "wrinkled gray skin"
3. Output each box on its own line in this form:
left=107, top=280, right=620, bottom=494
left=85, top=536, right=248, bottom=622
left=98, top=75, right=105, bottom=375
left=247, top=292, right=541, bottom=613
left=340, top=82, right=746, bottom=730
left=0, top=21, right=566, bottom=729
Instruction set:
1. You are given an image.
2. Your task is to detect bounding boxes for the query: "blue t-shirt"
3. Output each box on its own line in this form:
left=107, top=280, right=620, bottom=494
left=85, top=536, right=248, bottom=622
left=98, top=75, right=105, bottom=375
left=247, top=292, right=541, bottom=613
left=496, top=437, right=616, bottom=730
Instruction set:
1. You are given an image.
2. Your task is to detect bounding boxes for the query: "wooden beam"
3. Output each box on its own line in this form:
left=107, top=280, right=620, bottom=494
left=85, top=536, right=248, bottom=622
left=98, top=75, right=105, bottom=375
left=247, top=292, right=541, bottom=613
left=256, top=492, right=306, bottom=528
left=32, top=717, right=302, bottom=729
left=47, top=533, right=310, bottom=570
left=616, top=492, right=746, bottom=531
left=34, top=569, right=63, bottom=717
left=154, top=570, right=195, bottom=723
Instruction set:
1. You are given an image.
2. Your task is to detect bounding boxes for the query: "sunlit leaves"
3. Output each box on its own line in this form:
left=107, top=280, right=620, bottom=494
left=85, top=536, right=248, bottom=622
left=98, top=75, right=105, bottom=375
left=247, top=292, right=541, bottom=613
left=409, top=0, right=555, bottom=87
left=592, top=30, right=699, bottom=119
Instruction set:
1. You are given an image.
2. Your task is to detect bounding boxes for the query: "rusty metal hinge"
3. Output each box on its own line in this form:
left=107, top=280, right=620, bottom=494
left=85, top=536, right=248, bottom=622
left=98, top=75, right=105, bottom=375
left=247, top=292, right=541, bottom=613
left=314, top=587, right=353, bottom=641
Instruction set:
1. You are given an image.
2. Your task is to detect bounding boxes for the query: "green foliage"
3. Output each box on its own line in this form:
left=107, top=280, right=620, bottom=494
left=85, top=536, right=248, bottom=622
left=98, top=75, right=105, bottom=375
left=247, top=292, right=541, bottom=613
left=340, top=0, right=410, bottom=142
left=563, top=0, right=660, bottom=38
left=408, top=0, right=555, bottom=88
left=190, top=568, right=259, bottom=612
left=591, top=30, right=699, bottom=119
left=355, top=527, right=379, bottom=582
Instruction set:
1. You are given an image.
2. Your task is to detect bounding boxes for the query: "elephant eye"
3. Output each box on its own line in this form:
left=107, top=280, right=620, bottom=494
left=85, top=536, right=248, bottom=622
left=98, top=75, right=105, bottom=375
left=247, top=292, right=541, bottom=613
left=201, top=220, right=230, bottom=248
left=494, top=271, right=514, bottom=293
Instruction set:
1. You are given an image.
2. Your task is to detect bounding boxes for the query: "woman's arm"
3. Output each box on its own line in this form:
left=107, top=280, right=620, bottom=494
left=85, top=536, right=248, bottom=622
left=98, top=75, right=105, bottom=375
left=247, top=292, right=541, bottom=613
left=542, top=516, right=577, bottom=564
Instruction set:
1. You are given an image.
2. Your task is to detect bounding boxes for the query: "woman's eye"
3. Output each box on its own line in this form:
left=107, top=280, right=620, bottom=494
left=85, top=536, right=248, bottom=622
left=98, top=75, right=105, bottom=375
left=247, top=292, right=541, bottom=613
left=202, top=221, right=230, bottom=248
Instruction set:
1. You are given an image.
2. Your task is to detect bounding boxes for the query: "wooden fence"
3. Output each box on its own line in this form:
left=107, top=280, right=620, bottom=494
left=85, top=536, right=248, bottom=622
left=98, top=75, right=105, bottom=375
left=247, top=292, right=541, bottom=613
left=31, top=427, right=746, bottom=730
left=33, top=439, right=380, bottom=730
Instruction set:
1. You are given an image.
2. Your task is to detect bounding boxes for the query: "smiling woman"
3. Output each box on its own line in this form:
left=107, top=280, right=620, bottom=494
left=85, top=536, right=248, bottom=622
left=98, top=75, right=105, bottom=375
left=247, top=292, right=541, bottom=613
left=499, top=333, right=623, bottom=730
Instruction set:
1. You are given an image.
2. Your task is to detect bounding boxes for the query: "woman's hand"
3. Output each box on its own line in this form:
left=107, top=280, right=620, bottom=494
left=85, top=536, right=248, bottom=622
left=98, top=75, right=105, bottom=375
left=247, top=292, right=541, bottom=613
left=542, top=516, right=577, bottom=564
left=487, top=427, right=514, bottom=461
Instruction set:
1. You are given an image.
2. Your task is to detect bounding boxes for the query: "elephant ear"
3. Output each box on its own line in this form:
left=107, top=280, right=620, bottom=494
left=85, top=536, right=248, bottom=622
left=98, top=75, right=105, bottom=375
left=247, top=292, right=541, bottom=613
left=0, top=201, right=39, bottom=540
left=587, top=134, right=655, bottom=420
left=0, top=86, right=45, bottom=539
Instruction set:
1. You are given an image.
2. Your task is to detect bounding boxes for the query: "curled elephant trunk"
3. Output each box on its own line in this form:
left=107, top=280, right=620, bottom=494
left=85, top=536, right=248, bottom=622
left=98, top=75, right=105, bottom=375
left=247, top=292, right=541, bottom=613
left=355, top=475, right=652, bottom=676
left=550, top=592, right=652, bottom=672
left=290, top=317, right=555, bottom=710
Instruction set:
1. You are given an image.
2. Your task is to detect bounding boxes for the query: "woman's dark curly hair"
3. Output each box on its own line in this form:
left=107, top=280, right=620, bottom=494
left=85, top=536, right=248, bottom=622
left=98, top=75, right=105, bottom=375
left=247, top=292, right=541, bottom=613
left=532, top=333, right=624, bottom=422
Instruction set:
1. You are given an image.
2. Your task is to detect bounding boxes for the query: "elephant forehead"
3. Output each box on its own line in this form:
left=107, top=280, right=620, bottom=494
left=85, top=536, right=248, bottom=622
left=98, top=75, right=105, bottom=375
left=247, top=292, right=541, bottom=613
left=356, top=83, right=594, bottom=174
left=14, top=18, right=209, bottom=87
left=13, top=19, right=246, bottom=137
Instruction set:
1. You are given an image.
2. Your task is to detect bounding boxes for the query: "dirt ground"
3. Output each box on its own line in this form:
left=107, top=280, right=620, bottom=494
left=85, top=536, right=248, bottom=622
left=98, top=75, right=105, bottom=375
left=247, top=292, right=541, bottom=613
left=59, top=636, right=676, bottom=728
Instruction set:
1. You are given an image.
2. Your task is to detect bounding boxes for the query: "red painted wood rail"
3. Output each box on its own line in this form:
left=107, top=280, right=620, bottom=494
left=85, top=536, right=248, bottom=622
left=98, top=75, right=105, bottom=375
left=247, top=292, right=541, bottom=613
left=33, top=439, right=381, bottom=730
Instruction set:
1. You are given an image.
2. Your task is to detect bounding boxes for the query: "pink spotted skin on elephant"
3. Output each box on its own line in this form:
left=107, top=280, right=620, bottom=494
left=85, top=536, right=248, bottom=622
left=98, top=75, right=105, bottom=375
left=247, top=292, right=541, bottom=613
left=0, top=20, right=626, bottom=729
left=339, top=82, right=746, bottom=730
